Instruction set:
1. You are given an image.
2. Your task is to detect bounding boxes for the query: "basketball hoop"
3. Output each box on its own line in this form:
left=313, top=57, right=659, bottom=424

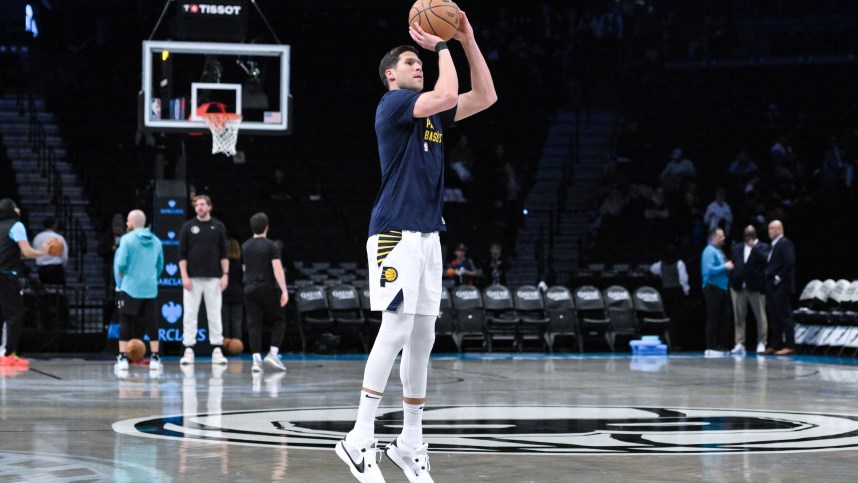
left=197, top=102, right=242, bottom=156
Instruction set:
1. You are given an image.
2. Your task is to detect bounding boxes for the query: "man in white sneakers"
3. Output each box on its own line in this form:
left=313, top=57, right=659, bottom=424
left=336, top=10, right=496, bottom=483
left=178, top=195, right=229, bottom=365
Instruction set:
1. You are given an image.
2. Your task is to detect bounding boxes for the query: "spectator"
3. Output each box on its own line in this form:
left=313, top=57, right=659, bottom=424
left=764, top=220, right=796, bottom=356
left=446, top=243, right=480, bottom=286
left=729, top=225, right=770, bottom=356
left=701, top=227, right=733, bottom=357
left=728, top=149, right=759, bottom=182
left=32, top=217, right=68, bottom=286
left=221, top=239, right=244, bottom=341
left=449, top=135, right=475, bottom=185
left=97, top=213, right=126, bottom=289
left=770, top=135, right=792, bottom=166
left=703, top=188, right=733, bottom=237
left=483, top=241, right=508, bottom=286
left=660, top=148, right=696, bottom=192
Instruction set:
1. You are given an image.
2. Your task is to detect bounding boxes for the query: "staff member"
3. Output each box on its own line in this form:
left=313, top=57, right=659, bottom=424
left=764, top=220, right=796, bottom=355
left=729, top=226, right=770, bottom=356
left=701, top=227, right=733, bottom=357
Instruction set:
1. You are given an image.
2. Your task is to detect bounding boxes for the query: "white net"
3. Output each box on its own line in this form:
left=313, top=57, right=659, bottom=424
left=202, top=113, right=243, bottom=156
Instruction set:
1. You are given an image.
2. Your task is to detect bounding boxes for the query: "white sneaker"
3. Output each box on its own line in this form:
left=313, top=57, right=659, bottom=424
left=149, top=358, right=162, bottom=371
left=252, top=360, right=263, bottom=373
left=335, top=438, right=385, bottom=483
left=386, top=437, right=433, bottom=483
left=211, top=347, right=228, bottom=365
left=756, top=342, right=767, bottom=354
left=264, top=352, right=286, bottom=371
left=730, top=344, right=746, bottom=356
left=704, top=349, right=728, bottom=358
left=115, top=356, right=129, bottom=371
left=180, top=347, right=195, bottom=365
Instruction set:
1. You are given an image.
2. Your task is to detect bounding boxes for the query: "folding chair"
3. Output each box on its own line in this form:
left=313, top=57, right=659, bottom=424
left=603, top=285, right=639, bottom=350
left=514, top=285, right=550, bottom=351
left=483, top=284, right=520, bottom=352
left=543, top=286, right=581, bottom=352
left=327, top=284, right=367, bottom=352
left=792, top=279, right=822, bottom=325
left=358, top=287, right=382, bottom=347
left=296, top=285, right=335, bottom=352
left=633, top=286, right=672, bottom=349
left=573, top=285, right=613, bottom=351
left=451, top=285, right=486, bottom=351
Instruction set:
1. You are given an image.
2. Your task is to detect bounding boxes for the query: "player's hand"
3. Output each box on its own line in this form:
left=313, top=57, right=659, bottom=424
left=280, top=291, right=289, bottom=307
left=182, top=277, right=193, bottom=291
left=220, top=276, right=228, bottom=292
left=409, top=22, right=445, bottom=51
left=725, top=260, right=734, bottom=271
left=453, top=11, right=474, bottom=42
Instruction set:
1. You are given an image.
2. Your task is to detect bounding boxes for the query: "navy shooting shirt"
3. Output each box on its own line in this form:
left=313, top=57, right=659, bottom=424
left=368, top=89, right=456, bottom=236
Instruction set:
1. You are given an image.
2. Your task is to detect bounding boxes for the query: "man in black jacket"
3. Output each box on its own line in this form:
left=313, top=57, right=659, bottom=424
left=730, top=226, right=770, bottom=355
left=764, top=220, right=796, bottom=355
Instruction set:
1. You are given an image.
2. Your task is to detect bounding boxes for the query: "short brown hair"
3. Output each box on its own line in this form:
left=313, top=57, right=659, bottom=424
left=192, top=194, right=212, bottom=206
left=379, top=45, right=418, bottom=88
left=250, top=212, right=268, bottom=235
left=227, top=238, right=241, bottom=260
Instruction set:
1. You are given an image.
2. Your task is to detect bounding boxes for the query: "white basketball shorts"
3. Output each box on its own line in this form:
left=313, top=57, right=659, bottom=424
left=366, top=230, right=442, bottom=316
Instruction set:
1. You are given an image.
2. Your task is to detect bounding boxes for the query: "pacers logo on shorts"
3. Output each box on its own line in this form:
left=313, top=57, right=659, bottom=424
left=380, top=266, right=398, bottom=287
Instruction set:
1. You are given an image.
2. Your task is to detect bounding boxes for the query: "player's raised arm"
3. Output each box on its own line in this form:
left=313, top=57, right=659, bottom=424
left=452, top=11, right=497, bottom=122
left=408, top=23, right=458, bottom=118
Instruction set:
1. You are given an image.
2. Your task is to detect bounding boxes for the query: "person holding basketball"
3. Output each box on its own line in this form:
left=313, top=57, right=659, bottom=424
left=335, top=10, right=496, bottom=483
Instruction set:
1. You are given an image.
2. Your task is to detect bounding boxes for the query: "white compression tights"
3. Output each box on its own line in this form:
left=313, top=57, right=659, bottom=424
left=361, top=310, right=436, bottom=398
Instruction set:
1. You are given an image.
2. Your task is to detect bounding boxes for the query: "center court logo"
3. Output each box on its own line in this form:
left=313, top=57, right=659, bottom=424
left=112, top=405, right=858, bottom=455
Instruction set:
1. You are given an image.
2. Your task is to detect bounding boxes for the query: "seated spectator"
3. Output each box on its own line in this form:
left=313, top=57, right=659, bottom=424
left=445, top=243, right=481, bottom=286
left=728, top=149, right=759, bottom=182
left=660, top=148, right=696, bottom=192
left=482, top=241, right=508, bottom=286
left=33, top=217, right=68, bottom=286
left=770, top=135, right=793, bottom=167
left=703, top=188, right=733, bottom=237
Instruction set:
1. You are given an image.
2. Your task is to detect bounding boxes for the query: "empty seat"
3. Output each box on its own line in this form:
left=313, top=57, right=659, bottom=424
left=514, top=285, right=550, bottom=351
left=328, top=284, right=367, bottom=352
left=483, top=284, right=520, bottom=352
left=633, top=286, right=672, bottom=349
left=573, top=285, right=613, bottom=351
left=543, top=286, right=580, bottom=352
left=603, top=285, right=639, bottom=349
left=451, top=285, right=486, bottom=351
left=435, top=287, right=458, bottom=351
left=296, top=285, right=335, bottom=352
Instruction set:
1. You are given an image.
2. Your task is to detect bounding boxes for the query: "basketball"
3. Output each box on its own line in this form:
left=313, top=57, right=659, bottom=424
left=127, top=339, right=146, bottom=362
left=409, top=0, right=461, bottom=42
left=225, top=338, right=244, bottom=355
left=44, top=237, right=64, bottom=256
left=446, top=268, right=456, bottom=278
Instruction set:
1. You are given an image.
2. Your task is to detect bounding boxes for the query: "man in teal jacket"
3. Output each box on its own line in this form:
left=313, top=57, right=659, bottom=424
left=114, top=209, right=164, bottom=372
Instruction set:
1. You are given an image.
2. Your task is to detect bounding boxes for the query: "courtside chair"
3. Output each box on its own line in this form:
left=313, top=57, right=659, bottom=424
left=296, top=285, right=335, bottom=353
left=793, top=279, right=822, bottom=325
left=543, top=286, right=581, bottom=352
left=573, top=285, right=614, bottom=351
left=632, top=286, right=672, bottom=350
left=451, top=285, right=487, bottom=351
left=482, top=284, right=521, bottom=352
left=513, top=285, right=550, bottom=351
left=327, top=284, right=368, bottom=353
left=435, top=287, right=459, bottom=351
left=603, top=285, right=640, bottom=350
left=358, top=287, right=382, bottom=347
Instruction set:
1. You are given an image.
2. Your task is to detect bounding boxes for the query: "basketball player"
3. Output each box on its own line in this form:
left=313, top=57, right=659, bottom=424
left=336, top=12, right=496, bottom=483
left=178, top=195, right=230, bottom=365
left=113, top=210, right=164, bottom=372
left=0, top=199, right=47, bottom=368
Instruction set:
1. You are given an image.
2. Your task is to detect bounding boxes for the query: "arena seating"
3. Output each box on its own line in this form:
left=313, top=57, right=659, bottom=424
left=793, top=279, right=858, bottom=357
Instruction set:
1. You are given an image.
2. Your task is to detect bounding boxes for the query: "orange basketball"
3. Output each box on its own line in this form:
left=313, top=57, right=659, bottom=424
left=127, top=338, right=146, bottom=362
left=44, top=237, right=64, bottom=256
left=225, top=338, right=244, bottom=355
left=446, top=268, right=456, bottom=278
left=409, top=0, right=461, bottom=42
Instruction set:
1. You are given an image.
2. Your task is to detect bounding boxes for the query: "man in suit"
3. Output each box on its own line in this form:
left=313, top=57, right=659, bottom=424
left=764, top=220, right=796, bottom=355
left=730, top=226, right=770, bottom=356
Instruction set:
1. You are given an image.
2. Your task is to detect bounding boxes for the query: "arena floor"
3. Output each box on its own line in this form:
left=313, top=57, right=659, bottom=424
left=2, top=352, right=858, bottom=482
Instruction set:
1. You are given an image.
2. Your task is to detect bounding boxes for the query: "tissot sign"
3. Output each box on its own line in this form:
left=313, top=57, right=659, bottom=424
left=181, top=4, right=243, bottom=15
left=114, top=405, right=858, bottom=455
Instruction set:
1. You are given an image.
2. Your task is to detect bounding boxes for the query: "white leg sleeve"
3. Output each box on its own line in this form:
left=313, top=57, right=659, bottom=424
left=400, top=314, right=436, bottom=399
left=361, top=310, right=415, bottom=394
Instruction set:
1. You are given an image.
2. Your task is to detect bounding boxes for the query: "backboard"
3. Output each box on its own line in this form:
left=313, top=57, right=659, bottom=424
left=140, top=40, right=291, bottom=135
